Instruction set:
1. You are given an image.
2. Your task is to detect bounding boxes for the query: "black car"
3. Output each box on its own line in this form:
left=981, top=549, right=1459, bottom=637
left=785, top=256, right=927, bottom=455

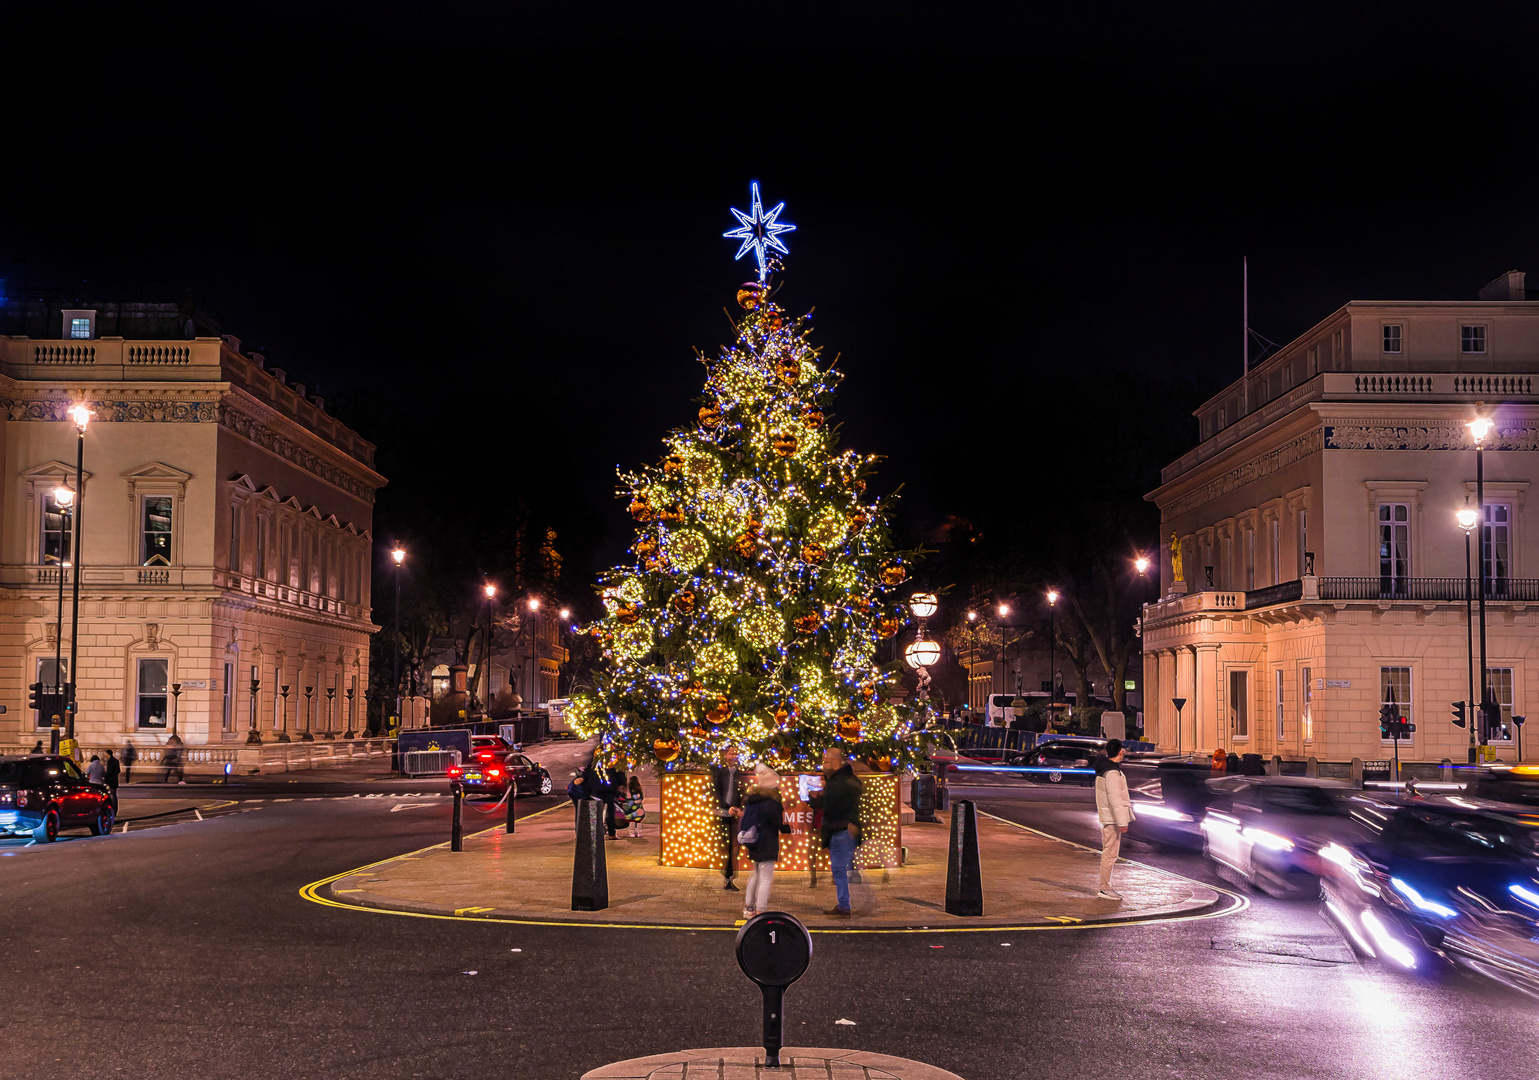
left=449, top=739, right=554, bottom=797
left=0, top=755, right=116, bottom=842
left=1007, top=738, right=1105, bottom=784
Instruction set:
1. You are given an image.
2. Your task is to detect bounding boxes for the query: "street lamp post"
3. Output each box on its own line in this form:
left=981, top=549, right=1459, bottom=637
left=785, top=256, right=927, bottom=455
left=1457, top=503, right=1479, bottom=764
left=278, top=685, right=291, bottom=742
left=482, top=582, right=498, bottom=717
left=326, top=685, right=337, bottom=738
left=65, top=403, right=91, bottom=741
left=526, top=596, right=542, bottom=712
left=996, top=603, right=1011, bottom=726
left=964, top=610, right=978, bottom=717
left=247, top=677, right=262, bottom=745
left=167, top=682, right=183, bottom=748
left=1469, top=414, right=1494, bottom=747
left=301, top=685, right=315, bottom=741
left=1046, top=589, right=1060, bottom=730
left=345, top=687, right=356, bottom=739
left=391, top=547, right=406, bottom=734
left=51, top=483, right=73, bottom=726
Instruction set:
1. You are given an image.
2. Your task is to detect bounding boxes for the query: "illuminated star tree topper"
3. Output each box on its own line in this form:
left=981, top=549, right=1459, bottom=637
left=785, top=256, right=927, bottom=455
left=723, top=180, right=796, bottom=283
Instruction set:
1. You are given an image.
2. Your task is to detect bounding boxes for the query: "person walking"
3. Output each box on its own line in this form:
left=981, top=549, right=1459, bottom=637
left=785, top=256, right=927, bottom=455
left=86, top=754, right=105, bottom=785
left=1094, top=738, right=1135, bottom=900
left=712, top=747, right=746, bottom=888
left=623, top=775, right=645, bottom=838
left=122, top=742, right=138, bottom=784
left=162, top=745, right=186, bottom=785
left=568, top=763, right=598, bottom=830
left=103, top=749, right=121, bottom=803
left=603, top=764, right=626, bottom=840
left=30, top=740, right=44, bottom=754
left=808, top=746, right=863, bottom=918
left=738, top=763, right=792, bottom=919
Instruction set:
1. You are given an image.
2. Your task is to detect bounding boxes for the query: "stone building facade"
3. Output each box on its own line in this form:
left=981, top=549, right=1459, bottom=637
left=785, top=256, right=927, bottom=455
left=0, top=306, right=384, bottom=760
left=1142, top=271, right=1539, bottom=764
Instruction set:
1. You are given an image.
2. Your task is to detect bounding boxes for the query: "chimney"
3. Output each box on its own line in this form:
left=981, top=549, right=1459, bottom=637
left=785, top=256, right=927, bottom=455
left=1478, top=270, right=1527, bottom=301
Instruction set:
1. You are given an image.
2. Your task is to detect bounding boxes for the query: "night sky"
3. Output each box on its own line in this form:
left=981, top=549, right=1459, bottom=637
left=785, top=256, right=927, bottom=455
left=5, top=3, right=1537, bottom=584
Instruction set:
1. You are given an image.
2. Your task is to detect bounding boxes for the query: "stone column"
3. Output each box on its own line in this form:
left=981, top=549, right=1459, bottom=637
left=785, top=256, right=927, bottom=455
left=1195, top=644, right=1222, bottom=754
left=1142, top=649, right=1160, bottom=747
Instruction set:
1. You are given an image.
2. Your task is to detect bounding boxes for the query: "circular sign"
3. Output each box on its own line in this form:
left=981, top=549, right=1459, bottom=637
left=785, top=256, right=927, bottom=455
left=734, top=911, right=812, bottom=988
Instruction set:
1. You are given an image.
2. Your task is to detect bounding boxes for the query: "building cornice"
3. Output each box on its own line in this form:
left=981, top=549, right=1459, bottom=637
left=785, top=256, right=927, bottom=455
left=220, top=387, right=386, bottom=504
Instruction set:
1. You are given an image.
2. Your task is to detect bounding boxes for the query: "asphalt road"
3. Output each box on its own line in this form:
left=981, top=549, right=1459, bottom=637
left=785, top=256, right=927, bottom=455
left=2, top=770, right=1534, bottom=1080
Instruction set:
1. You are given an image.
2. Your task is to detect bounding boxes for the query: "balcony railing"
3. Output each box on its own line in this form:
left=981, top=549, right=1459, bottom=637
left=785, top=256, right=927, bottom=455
left=1317, top=577, right=1539, bottom=602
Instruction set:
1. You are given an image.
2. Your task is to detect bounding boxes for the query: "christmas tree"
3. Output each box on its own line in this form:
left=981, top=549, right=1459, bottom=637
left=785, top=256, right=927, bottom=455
left=571, top=188, right=924, bottom=773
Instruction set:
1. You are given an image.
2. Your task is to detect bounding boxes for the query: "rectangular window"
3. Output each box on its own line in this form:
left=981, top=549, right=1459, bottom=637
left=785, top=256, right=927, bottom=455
left=1246, top=530, right=1256, bottom=590
left=1381, top=666, right=1412, bottom=743
left=69, top=317, right=91, bottom=340
left=1298, top=509, right=1309, bottom=576
left=1301, top=666, right=1313, bottom=742
left=1306, top=345, right=1319, bottom=374
left=1333, top=329, right=1345, bottom=370
left=41, top=491, right=73, bottom=566
left=1378, top=503, right=1411, bottom=593
left=222, top=662, right=235, bottom=733
left=272, top=666, right=282, bottom=730
left=1269, top=520, right=1281, bottom=584
left=256, top=517, right=267, bottom=579
left=1462, top=325, right=1487, bottom=353
left=35, top=658, right=68, bottom=730
left=1483, top=503, right=1511, bottom=595
left=137, top=658, right=169, bottom=729
left=141, top=496, right=173, bottom=566
left=229, top=505, right=241, bottom=572
left=1382, top=324, right=1402, bottom=353
left=1275, top=668, right=1285, bottom=741
left=1229, top=669, right=1249, bottom=739
left=1485, top=667, right=1514, bottom=742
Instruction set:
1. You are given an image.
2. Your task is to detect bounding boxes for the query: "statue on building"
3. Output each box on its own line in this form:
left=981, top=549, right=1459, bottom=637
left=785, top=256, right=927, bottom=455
left=1169, top=532, right=1184, bottom=583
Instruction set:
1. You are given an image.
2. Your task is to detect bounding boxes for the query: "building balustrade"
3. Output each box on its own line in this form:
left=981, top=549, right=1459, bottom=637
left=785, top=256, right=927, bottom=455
left=1148, top=575, right=1539, bottom=624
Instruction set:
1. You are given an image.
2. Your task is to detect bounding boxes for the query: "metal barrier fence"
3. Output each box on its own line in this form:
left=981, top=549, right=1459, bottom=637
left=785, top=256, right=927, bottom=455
left=402, top=749, right=461, bottom=777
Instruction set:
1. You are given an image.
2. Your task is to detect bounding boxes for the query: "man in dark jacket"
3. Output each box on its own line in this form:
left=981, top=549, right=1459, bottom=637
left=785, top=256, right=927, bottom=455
left=712, top=747, right=746, bottom=890
left=103, top=749, right=121, bottom=805
left=809, top=747, right=863, bottom=917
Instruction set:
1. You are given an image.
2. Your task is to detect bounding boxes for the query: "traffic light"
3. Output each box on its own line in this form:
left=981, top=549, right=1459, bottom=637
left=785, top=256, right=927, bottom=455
left=1379, top=702, right=1398, bottom=739
left=1452, top=700, right=1467, bottom=728
left=28, top=682, right=42, bottom=712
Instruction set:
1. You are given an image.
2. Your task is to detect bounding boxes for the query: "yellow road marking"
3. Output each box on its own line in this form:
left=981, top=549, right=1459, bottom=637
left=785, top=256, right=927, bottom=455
left=455, top=906, right=494, bottom=915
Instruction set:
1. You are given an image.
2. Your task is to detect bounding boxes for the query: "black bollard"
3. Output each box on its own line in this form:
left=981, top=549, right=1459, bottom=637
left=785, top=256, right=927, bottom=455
left=945, top=798, right=983, bottom=916
left=911, top=773, right=938, bottom=823
left=735, top=913, right=812, bottom=1070
left=571, top=797, right=609, bottom=911
left=506, top=776, right=517, bottom=834
left=451, top=783, right=464, bottom=852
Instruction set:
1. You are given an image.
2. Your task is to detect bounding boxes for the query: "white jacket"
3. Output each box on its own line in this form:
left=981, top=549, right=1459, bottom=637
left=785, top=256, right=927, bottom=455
left=1095, top=765, right=1134, bottom=827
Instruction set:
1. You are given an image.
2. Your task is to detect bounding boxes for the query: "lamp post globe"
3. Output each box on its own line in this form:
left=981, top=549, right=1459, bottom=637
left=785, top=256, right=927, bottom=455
left=1134, top=555, right=1150, bottom=576
left=904, top=639, right=941, bottom=670
left=909, top=592, right=938, bottom=620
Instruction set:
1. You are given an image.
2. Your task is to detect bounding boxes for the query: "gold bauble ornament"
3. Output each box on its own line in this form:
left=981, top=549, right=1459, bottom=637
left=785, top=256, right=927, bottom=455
left=706, top=695, right=732, bottom=724
left=803, top=406, right=824, bottom=429
left=671, top=590, right=696, bottom=615
left=880, top=560, right=907, bottom=586
left=628, top=494, right=654, bottom=521
left=699, top=404, right=722, bottom=429
left=794, top=611, right=822, bottom=635
left=653, top=738, right=681, bottom=763
left=733, top=531, right=759, bottom=559
left=837, top=714, right=862, bottom=741
left=615, top=602, right=641, bottom=626
left=850, top=512, right=869, bottom=531
left=775, top=354, right=800, bottom=383
left=736, top=283, right=762, bottom=309
left=801, top=543, right=827, bottom=565
left=772, top=433, right=797, bottom=458
left=880, top=617, right=902, bottom=638
left=663, top=452, right=685, bottom=476
left=635, top=537, right=657, bottom=558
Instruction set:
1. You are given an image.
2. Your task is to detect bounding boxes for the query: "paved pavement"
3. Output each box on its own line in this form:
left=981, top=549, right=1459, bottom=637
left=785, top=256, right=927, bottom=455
left=319, top=801, right=1227, bottom=928
left=583, top=1048, right=964, bottom=1079
left=3, top=765, right=1536, bottom=1080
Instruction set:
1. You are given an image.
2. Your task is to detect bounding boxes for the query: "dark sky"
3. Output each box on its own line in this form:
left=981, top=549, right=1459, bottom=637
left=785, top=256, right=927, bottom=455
left=5, top=2, right=1537, bottom=579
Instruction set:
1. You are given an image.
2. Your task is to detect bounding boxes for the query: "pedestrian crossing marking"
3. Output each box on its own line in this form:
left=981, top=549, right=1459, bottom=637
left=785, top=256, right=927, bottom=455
left=455, top=906, right=494, bottom=915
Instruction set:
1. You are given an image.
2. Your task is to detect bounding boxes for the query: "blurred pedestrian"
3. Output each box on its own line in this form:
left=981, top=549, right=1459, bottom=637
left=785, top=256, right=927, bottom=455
left=86, top=754, right=105, bottom=785
left=1094, top=738, right=1135, bottom=900
left=809, top=746, right=862, bottom=918
left=623, top=775, right=645, bottom=838
left=122, top=742, right=138, bottom=783
left=162, top=745, right=186, bottom=785
left=1211, top=746, right=1227, bottom=773
left=739, top=763, right=792, bottom=919
left=103, top=749, right=121, bottom=799
left=603, top=764, right=626, bottom=840
left=568, top=763, right=598, bottom=829
left=30, top=739, right=44, bottom=754
left=713, top=747, right=746, bottom=888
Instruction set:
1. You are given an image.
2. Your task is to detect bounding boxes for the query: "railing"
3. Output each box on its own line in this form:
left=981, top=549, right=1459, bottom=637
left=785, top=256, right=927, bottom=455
left=1318, top=576, right=1539, bottom=602
left=33, top=343, right=96, bottom=364
left=1453, top=375, right=1534, bottom=395
left=126, top=343, right=192, bottom=365
left=138, top=568, right=171, bottom=585
left=402, top=749, right=461, bottom=777
left=1354, top=375, right=1434, bottom=394
left=1244, top=580, right=1303, bottom=609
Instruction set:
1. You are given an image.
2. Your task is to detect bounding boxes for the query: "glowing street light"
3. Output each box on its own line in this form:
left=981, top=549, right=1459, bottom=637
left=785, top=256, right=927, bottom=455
left=390, top=546, right=406, bottom=734
left=64, top=404, right=92, bottom=743
left=909, top=592, right=939, bottom=619
left=1468, top=411, right=1494, bottom=758
left=1046, top=588, right=1061, bottom=723
left=1134, top=555, right=1151, bottom=575
left=391, top=547, right=405, bottom=566
left=1467, top=415, right=1494, bottom=444
left=527, top=597, right=541, bottom=612
left=904, top=638, right=941, bottom=669
left=559, top=607, right=571, bottom=620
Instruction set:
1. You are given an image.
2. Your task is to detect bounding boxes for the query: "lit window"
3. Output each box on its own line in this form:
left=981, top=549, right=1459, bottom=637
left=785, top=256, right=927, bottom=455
left=1380, top=667, right=1411, bottom=742
left=1462, top=325, right=1486, bottom=353
left=69, top=318, right=91, bottom=340
left=1485, top=667, right=1514, bottom=742
left=1382, top=324, right=1401, bottom=353
left=1229, top=669, right=1249, bottom=739
left=1276, top=668, right=1285, bottom=741
left=41, top=491, right=73, bottom=566
left=1378, top=503, right=1410, bottom=593
left=1300, top=667, right=1313, bottom=742
left=1483, top=503, right=1510, bottom=594
left=142, top=496, right=173, bottom=566
left=137, top=658, right=169, bottom=729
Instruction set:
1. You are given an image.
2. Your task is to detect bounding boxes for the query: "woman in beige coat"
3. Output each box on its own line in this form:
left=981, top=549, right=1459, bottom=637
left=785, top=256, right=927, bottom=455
left=1093, top=739, right=1135, bottom=899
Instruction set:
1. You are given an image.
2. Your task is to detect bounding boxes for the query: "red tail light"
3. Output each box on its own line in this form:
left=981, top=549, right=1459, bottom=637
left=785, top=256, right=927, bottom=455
left=488, top=767, right=502, bottom=777
left=448, top=766, right=462, bottom=778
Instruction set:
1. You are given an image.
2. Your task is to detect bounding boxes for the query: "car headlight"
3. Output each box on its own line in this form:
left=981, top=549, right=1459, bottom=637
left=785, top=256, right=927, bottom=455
left=1244, top=827, right=1295, bottom=852
left=1136, top=803, right=1192, bottom=822
left=1390, top=877, right=1458, bottom=918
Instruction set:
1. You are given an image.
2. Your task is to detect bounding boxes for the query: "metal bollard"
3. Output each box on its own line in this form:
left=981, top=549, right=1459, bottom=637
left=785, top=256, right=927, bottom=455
left=944, top=798, right=983, bottom=917
left=571, top=798, right=609, bottom=911
left=506, top=777, right=517, bottom=834
left=1350, top=756, right=1364, bottom=788
left=451, top=783, right=464, bottom=852
left=1440, top=757, right=1453, bottom=783
left=911, top=773, right=938, bottom=824
left=1305, top=756, right=1318, bottom=778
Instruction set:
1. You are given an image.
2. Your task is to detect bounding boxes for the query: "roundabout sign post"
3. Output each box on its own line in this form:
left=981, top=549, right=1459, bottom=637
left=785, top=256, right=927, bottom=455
left=734, top=911, right=812, bottom=1069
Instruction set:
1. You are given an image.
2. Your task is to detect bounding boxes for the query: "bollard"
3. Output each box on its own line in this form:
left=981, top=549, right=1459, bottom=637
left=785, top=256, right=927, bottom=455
left=1440, top=757, right=1452, bottom=783
left=1269, top=754, right=1282, bottom=777
left=911, top=773, right=938, bottom=824
left=572, top=797, right=609, bottom=911
left=1305, top=756, right=1318, bottom=778
left=936, top=770, right=950, bottom=812
left=451, top=783, right=464, bottom=852
left=735, top=912, right=812, bottom=1070
left=1350, top=756, right=1364, bottom=788
left=944, top=798, right=983, bottom=917
left=506, top=776, right=517, bottom=834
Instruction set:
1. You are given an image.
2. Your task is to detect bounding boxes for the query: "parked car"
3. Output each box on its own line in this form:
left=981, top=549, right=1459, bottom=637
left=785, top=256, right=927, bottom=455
left=0, top=755, right=116, bottom=842
left=1319, top=800, right=1539, bottom=993
left=1199, top=776, right=1364, bottom=897
left=1008, top=737, right=1105, bottom=785
left=450, top=738, right=554, bottom=798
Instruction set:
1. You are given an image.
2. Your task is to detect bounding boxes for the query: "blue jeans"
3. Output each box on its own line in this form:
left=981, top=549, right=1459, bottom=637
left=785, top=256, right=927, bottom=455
left=829, top=828, right=855, bottom=911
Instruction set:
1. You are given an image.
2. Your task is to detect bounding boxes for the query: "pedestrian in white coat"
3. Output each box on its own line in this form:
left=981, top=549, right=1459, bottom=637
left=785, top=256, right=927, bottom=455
left=1094, top=738, right=1135, bottom=899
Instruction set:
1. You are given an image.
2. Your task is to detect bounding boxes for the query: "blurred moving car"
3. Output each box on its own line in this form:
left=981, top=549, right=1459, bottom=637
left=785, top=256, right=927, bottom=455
left=1006, top=737, right=1105, bottom=785
left=1319, top=800, right=1539, bottom=994
left=450, top=736, right=554, bottom=797
left=1126, top=761, right=1219, bottom=851
left=0, top=754, right=116, bottom=842
left=1199, top=776, right=1362, bottom=897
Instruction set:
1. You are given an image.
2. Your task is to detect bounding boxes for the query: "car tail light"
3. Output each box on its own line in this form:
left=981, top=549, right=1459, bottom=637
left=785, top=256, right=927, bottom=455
left=0, top=789, right=12, bottom=807
left=12, top=790, right=27, bottom=808
left=488, top=767, right=502, bottom=777
left=447, top=766, right=462, bottom=779
left=476, top=751, right=495, bottom=762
